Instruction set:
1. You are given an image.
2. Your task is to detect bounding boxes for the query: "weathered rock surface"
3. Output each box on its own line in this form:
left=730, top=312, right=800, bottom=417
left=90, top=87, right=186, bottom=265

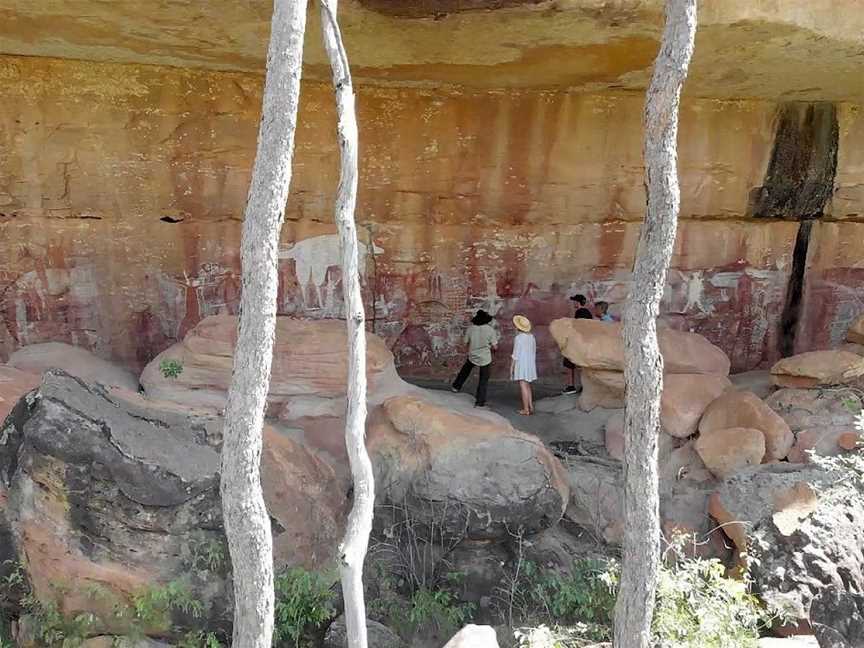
left=707, top=464, right=864, bottom=641
left=695, top=427, right=766, bottom=479
left=661, top=373, right=732, bottom=438
left=564, top=456, right=623, bottom=544
left=550, top=319, right=731, bottom=376
left=0, top=371, right=347, bottom=635
left=0, top=365, right=39, bottom=422
left=771, top=351, right=864, bottom=389
left=848, top=314, right=864, bottom=345
left=767, top=388, right=862, bottom=463
left=141, top=315, right=397, bottom=410
left=443, top=624, right=500, bottom=648
left=367, top=395, right=569, bottom=540
left=699, top=390, right=794, bottom=461
left=730, top=369, right=777, bottom=399
left=323, top=617, right=401, bottom=648
left=579, top=370, right=625, bottom=411
left=8, top=343, right=139, bottom=391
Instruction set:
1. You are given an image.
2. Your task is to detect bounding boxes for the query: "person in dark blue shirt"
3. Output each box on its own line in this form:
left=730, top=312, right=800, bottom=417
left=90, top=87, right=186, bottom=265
left=563, top=294, right=592, bottom=394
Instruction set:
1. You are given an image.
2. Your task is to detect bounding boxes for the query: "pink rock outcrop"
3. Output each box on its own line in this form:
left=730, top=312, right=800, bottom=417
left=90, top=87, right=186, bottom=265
left=695, top=427, right=766, bottom=479
left=699, top=390, right=794, bottom=461
left=141, top=315, right=396, bottom=410
left=770, top=350, right=864, bottom=388
left=549, top=319, right=731, bottom=376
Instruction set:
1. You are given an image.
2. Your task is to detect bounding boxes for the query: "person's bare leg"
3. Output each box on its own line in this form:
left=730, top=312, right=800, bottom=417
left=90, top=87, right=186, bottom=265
left=527, top=382, right=534, bottom=414
left=518, top=381, right=531, bottom=415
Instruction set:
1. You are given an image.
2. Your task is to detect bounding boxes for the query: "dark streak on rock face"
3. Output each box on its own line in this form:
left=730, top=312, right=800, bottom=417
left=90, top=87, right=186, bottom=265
left=749, top=103, right=839, bottom=221
left=750, top=103, right=839, bottom=357
left=779, top=219, right=814, bottom=358
left=357, top=0, right=546, bottom=19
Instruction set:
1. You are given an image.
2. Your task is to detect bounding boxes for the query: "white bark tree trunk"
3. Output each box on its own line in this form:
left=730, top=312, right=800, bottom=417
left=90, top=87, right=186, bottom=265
left=318, top=2, right=375, bottom=648
left=219, top=1, right=308, bottom=646
left=614, top=2, right=697, bottom=647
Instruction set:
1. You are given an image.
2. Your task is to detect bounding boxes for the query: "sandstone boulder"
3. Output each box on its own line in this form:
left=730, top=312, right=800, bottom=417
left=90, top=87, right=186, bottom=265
left=695, top=427, right=765, bottom=479
left=771, top=351, right=864, bottom=389
left=766, top=388, right=861, bottom=432
left=699, top=390, right=794, bottom=461
left=442, top=624, right=500, bottom=648
left=660, top=482, right=729, bottom=560
left=709, top=466, right=864, bottom=644
left=549, top=319, right=730, bottom=375
left=564, top=456, right=623, bottom=544
left=661, top=374, right=732, bottom=438
left=7, top=343, right=138, bottom=391
left=141, top=315, right=396, bottom=411
left=1, top=371, right=346, bottom=636
left=604, top=410, right=686, bottom=479
left=0, top=365, right=40, bottom=422
left=767, top=388, right=862, bottom=463
left=848, top=314, right=864, bottom=345
left=579, top=370, right=624, bottom=411
left=323, top=617, right=401, bottom=648
left=367, top=395, right=569, bottom=540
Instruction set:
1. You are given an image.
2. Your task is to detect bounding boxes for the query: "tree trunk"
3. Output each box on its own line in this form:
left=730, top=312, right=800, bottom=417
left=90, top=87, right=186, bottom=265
left=318, top=2, right=375, bottom=648
left=614, top=2, right=697, bottom=648
left=219, top=1, right=308, bottom=646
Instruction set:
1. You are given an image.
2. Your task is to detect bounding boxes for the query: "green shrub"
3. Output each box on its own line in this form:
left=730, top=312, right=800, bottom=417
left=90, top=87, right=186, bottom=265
left=20, top=595, right=96, bottom=648
left=188, top=536, right=227, bottom=573
left=272, top=568, right=337, bottom=647
left=159, top=359, right=184, bottom=379
left=500, top=541, right=773, bottom=648
left=653, top=548, right=768, bottom=648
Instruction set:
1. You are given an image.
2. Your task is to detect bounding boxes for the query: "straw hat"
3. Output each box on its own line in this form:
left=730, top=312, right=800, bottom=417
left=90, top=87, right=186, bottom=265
left=513, top=315, right=532, bottom=333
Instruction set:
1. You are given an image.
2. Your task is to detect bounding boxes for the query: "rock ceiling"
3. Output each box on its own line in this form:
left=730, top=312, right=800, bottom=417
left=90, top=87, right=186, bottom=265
left=0, top=0, right=861, bottom=101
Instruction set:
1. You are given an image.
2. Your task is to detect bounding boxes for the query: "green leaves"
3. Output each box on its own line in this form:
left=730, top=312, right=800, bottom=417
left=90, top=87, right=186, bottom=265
left=272, top=568, right=337, bottom=647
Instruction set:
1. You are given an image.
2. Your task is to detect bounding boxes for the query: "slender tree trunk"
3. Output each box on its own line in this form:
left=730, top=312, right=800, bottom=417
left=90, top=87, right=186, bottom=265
left=220, top=1, right=308, bottom=646
left=614, top=2, right=697, bottom=647
left=318, top=2, right=375, bottom=648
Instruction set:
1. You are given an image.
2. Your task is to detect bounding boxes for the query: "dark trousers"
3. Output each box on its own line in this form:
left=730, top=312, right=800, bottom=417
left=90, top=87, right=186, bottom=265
left=452, top=359, right=491, bottom=406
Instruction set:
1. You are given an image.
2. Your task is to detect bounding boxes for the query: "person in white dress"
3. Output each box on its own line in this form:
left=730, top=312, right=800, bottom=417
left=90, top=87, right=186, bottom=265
left=511, top=315, right=537, bottom=415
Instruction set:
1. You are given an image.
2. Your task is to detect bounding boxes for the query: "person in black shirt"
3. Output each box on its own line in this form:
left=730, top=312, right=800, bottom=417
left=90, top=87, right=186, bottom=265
left=563, top=294, right=592, bottom=394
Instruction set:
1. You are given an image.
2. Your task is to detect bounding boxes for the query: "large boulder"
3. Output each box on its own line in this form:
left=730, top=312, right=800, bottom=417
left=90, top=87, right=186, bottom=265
left=0, top=371, right=346, bottom=636
left=323, top=617, right=401, bottom=648
left=661, top=374, right=732, bottom=438
left=7, top=343, right=138, bottom=391
left=699, top=390, right=794, bottom=461
left=141, top=315, right=397, bottom=411
left=579, top=370, right=625, bottom=411
left=695, top=427, right=765, bottom=479
left=770, top=351, right=864, bottom=389
left=564, top=456, right=623, bottom=544
left=593, top=373, right=731, bottom=438
left=707, top=464, right=864, bottom=642
left=0, top=366, right=39, bottom=422
left=442, top=624, right=500, bottom=648
left=367, top=395, right=569, bottom=540
left=766, top=388, right=862, bottom=463
left=549, top=319, right=730, bottom=375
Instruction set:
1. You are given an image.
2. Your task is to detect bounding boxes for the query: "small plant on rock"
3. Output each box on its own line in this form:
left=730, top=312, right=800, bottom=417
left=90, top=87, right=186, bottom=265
left=159, top=359, right=184, bottom=379
left=272, top=567, right=337, bottom=647
left=188, top=535, right=227, bottom=573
